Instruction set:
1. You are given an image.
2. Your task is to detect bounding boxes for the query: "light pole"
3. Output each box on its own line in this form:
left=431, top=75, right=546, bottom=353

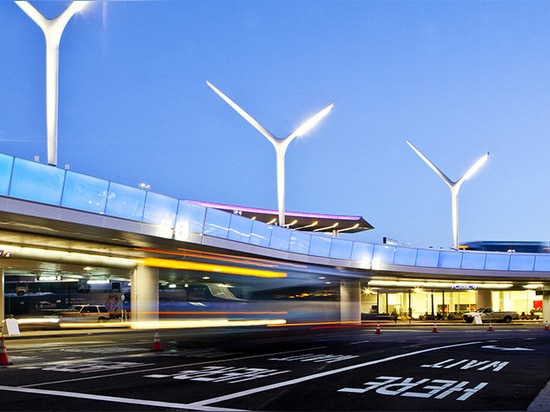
left=406, top=140, right=489, bottom=250
left=207, top=81, right=334, bottom=227
left=15, top=1, right=90, bottom=167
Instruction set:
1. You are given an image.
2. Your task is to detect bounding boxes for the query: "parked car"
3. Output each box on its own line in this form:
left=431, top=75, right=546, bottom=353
left=463, top=307, right=519, bottom=323
left=519, top=311, right=542, bottom=320
left=58, top=304, right=111, bottom=322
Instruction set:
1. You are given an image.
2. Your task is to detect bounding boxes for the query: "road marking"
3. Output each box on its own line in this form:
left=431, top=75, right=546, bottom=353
left=268, top=353, right=358, bottom=363
left=20, top=346, right=325, bottom=388
left=338, top=376, right=488, bottom=401
left=187, top=341, right=482, bottom=409
left=421, top=358, right=509, bottom=371
left=481, top=345, right=534, bottom=351
left=145, top=366, right=291, bottom=383
left=0, top=385, right=245, bottom=412
left=0, top=342, right=480, bottom=411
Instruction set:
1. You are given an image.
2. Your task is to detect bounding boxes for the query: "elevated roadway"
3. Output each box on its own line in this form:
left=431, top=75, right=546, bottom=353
left=0, top=153, right=549, bottom=325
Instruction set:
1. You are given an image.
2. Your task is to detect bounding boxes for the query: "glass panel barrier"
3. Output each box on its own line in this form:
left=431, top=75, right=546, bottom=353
left=289, top=231, right=311, bottom=254
left=250, top=220, right=272, bottom=247
left=329, top=238, right=353, bottom=260
left=509, top=254, right=536, bottom=271
left=461, top=251, right=486, bottom=270
left=438, top=250, right=463, bottom=269
left=105, top=182, right=146, bottom=221
left=534, top=255, right=550, bottom=271
left=204, top=207, right=230, bottom=238
left=269, top=225, right=291, bottom=251
left=309, top=234, right=332, bottom=257
left=0, top=153, right=14, bottom=196
left=175, top=200, right=206, bottom=236
left=228, top=213, right=253, bottom=243
left=373, top=244, right=396, bottom=265
left=351, top=242, right=374, bottom=263
left=62, top=171, right=108, bottom=214
left=485, top=253, right=511, bottom=270
left=142, top=191, right=178, bottom=227
left=415, top=248, right=439, bottom=267
left=11, top=158, right=65, bottom=205
left=394, top=246, right=417, bottom=266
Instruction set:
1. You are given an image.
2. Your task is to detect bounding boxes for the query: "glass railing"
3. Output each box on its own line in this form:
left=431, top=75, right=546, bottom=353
left=3, top=152, right=550, bottom=273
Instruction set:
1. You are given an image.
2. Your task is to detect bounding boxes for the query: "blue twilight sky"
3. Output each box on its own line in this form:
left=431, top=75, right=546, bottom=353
left=0, top=1, right=549, bottom=249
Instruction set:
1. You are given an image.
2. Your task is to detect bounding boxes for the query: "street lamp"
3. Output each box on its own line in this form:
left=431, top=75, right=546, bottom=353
left=15, top=1, right=90, bottom=167
left=406, top=140, right=489, bottom=250
left=207, top=81, right=334, bottom=227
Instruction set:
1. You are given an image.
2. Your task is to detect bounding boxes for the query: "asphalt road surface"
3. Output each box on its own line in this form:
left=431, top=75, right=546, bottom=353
left=1, top=322, right=550, bottom=411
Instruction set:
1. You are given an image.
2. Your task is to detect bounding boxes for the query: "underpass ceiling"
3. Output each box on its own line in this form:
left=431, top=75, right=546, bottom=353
left=0, top=209, right=356, bottom=284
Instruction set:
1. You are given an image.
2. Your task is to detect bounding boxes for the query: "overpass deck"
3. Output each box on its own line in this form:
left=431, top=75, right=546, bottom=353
left=0, top=152, right=549, bottom=283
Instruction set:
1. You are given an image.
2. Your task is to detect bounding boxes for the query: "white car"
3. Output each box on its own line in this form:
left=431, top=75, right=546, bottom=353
left=58, top=304, right=111, bottom=322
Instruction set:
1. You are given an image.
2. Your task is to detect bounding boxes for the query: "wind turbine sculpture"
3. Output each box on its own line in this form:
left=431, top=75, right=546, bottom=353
left=406, top=140, right=489, bottom=250
left=207, top=81, right=334, bottom=227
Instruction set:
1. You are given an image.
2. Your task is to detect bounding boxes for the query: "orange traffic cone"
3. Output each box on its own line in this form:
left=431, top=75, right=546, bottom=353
left=432, top=323, right=438, bottom=333
left=487, top=322, right=494, bottom=332
left=545, top=321, right=549, bottom=331
left=150, top=329, right=164, bottom=351
left=375, top=323, right=381, bottom=334
left=0, top=336, right=12, bottom=365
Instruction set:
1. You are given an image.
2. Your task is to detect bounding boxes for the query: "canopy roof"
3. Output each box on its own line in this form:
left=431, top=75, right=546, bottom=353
left=190, top=201, right=374, bottom=234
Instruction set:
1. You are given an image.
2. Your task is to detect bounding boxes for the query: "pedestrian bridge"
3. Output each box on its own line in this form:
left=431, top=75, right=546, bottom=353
left=0, top=153, right=549, bottom=324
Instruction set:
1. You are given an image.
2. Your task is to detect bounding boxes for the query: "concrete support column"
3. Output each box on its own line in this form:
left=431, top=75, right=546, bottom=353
left=0, top=269, right=4, bottom=321
left=131, top=265, right=159, bottom=324
left=340, top=279, right=361, bottom=324
left=543, top=284, right=550, bottom=325
left=476, top=289, right=492, bottom=309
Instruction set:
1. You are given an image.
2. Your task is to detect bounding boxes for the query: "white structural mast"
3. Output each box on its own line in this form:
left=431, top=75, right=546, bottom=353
left=207, top=81, right=334, bottom=227
left=406, top=140, right=489, bottom=250
left=15, top=1, right=90, bottom=167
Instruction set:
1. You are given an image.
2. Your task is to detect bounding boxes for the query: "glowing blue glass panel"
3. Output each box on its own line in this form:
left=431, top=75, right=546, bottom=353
left=228, top=214, right=252, bottom=242
left=204, top=207, right=230, bottom=238
left=461, top=252, right=486, bottom=270
left=351, top=242, right=374, bottom=262
left=438, top=251, right=463, bottom=268
left=534, top=255, right=550, bottom=271
left=509, top=254, right=535, bottom=271
left=373, top=244, right=396, bottom=265
left=309, top=234, right=332, bottom=257
left=394, top=247, right=417, bottom=266
left=61, top=171, right=108, bottom=214
left=176, top=200, right=206, bottom=234
left=269, top=226, right=291, bottom=251
left=142, top=192, right=178, bottom=226
left=329, top=238, right=353, bottom=259
left=10, top=158, right=65, bottom=205
left=105, top=182, right=146, bottom=220
left=289, top=231, right=311, bottom=254
left=485, top=253, right=510, bottom=270
left=0, top=153, right=14, bottom=195
left=415, top=249, right=439, bottom=267
left=250, top=220, right=271, bottom=247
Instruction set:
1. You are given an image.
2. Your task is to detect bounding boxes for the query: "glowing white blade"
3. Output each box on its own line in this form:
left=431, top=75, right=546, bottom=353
left=406, top=140, right=453, bottom=187
left=206, top=81, right=277, bottom=143
left=461, top=152, right=489, bottom=183
left=291, top=103, right=334, bottom=138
